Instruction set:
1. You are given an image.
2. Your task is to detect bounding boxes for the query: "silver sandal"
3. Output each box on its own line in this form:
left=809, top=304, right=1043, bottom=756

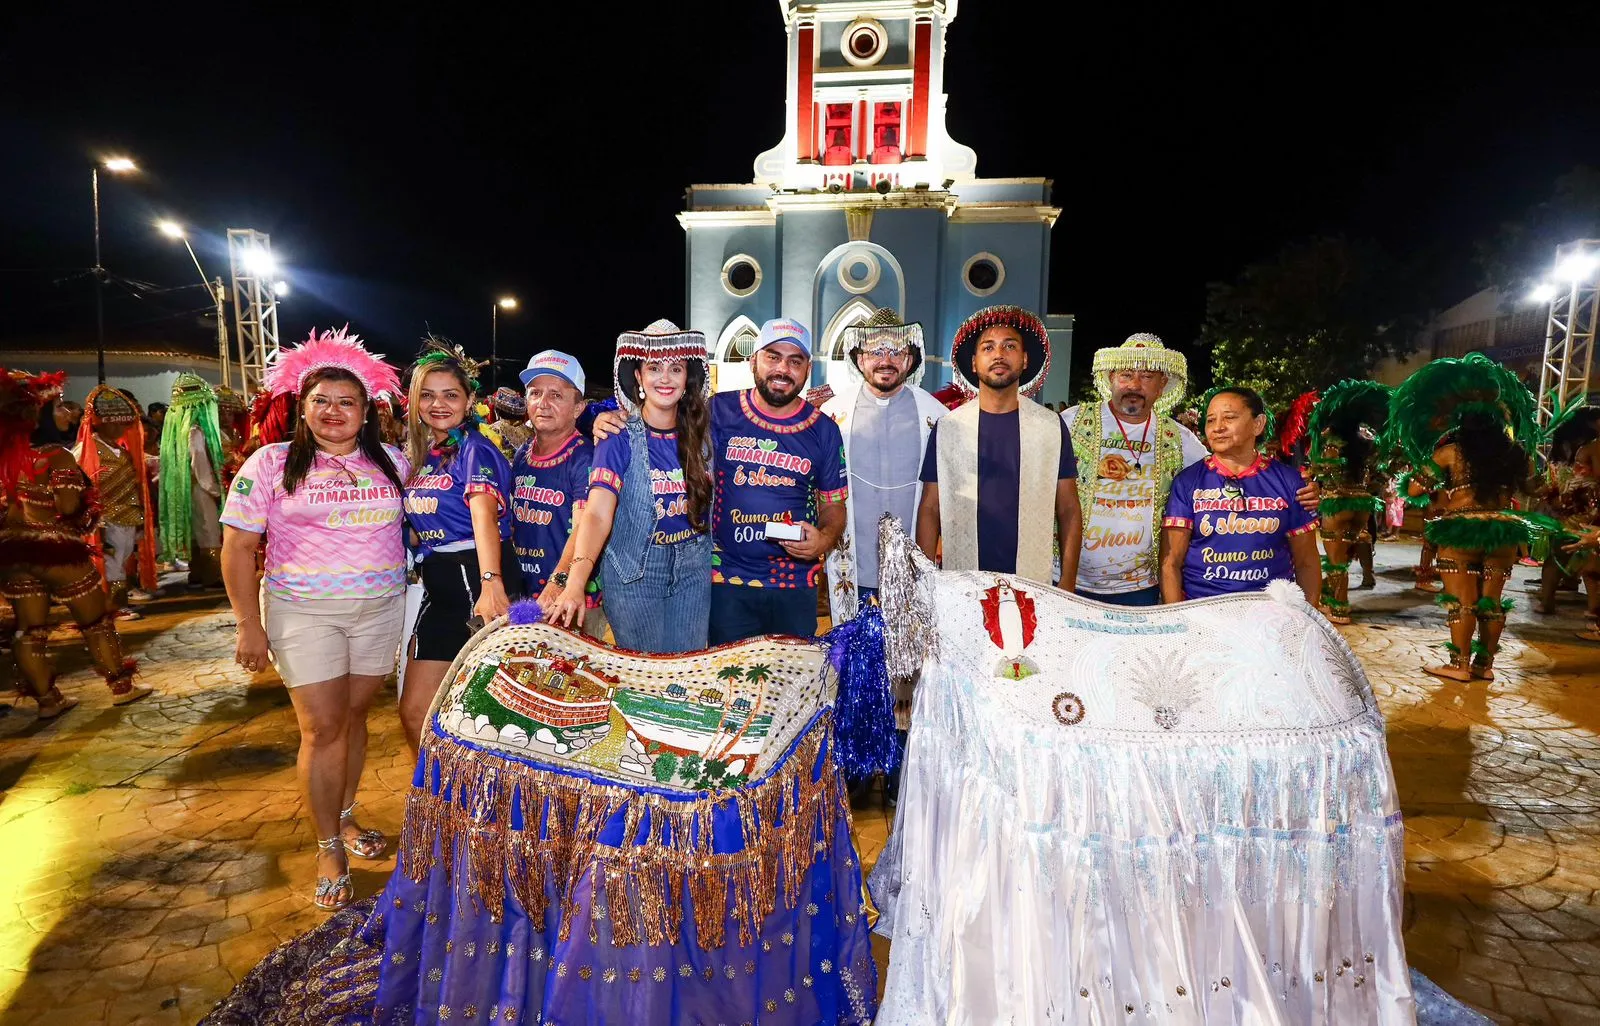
left=339, top=800, right=388, bottom=860
left=314, top=837, right=354, bottom=911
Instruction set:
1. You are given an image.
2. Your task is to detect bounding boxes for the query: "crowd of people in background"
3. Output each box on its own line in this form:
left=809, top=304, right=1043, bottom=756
left=3, top=301, right=1598, bottom=911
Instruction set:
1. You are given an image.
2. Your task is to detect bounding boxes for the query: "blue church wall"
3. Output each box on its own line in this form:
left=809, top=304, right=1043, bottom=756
left=941, top=221, right=1051, bottom=334
left=776, top=210, right=849, bottom=327
left=685, top=225, right=778, bottom=355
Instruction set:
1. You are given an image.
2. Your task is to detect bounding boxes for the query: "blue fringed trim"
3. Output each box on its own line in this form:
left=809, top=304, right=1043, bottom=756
left=507, top=597, right=545, bottom=626
left=821, top=605, right=901, bottom=778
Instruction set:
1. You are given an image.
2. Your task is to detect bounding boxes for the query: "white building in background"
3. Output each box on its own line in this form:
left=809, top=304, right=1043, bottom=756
left=0, top=333, right=221, bottom=409
left=1375, top=286, right=1547, bottom=388
left=680, top=0, right=1075, bottom=405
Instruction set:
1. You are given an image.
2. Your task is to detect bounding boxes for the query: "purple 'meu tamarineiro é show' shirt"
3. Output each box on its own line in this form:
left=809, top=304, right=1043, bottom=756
left=1163, top=454, right=1317, bottom=598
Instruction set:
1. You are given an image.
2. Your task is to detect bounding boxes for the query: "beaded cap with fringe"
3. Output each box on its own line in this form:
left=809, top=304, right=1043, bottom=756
left=612, top=318, right=710, bottom=417
left=264, top=325, right=401, bottom=402
left=1091, top=333, right=1188, bottom=414
left=840, top=307, right=925, bottom=384
left=949, top=305, right=1051, bottom=397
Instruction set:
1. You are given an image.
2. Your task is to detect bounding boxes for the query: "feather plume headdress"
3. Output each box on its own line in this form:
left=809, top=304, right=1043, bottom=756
left=265, top=325, right=401, bottom=401
left=1277, top=390, right=1320, bottom=458
left=411, top=333, right=486, bottom=392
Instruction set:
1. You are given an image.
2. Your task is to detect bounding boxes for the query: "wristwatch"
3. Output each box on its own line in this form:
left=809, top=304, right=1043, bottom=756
left=552, top=570, right=569, bottom=588
left=481, top=571, right=499, bottom=582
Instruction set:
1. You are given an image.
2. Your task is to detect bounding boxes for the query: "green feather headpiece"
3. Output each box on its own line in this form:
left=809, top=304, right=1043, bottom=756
left=1385, top=353, right=1537, bottom=475
left=1308, top=379, right=1393, bottom=468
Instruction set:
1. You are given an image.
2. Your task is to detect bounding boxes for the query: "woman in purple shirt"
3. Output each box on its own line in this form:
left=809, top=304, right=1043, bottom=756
left=1159, top=386, right=1321, bottom=604
left=398, top=342, right=512, bottom=752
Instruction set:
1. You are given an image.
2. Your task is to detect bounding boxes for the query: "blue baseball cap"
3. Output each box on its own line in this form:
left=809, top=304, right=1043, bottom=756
left=756, top=318, right=812, bottom=358
left=519, top=350, right=586, bottom=393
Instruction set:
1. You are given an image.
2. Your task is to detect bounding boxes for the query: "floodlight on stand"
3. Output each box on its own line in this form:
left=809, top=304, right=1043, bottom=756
left=1529, top=283, right=1558, bottom=304
left=241, top=247, right=277, bottom=276
left=1555, top=250, right=1599, bottom=283
left=272, top=280, right=290, bottom=297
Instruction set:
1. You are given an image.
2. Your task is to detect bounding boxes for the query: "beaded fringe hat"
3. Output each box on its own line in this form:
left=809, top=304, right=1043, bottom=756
left=169, top=372, right=217, bottom=409
left=613, top=319, right=710, bottom=416
left=841, top=307, right=926, bottom=384
left=86, top=384, right=138, bottom=425
left=1091, top=333, right=1188, bottom=415
left=949, top=305, right=1051, bottom=398
left=490, top=387, right=527, bottom=419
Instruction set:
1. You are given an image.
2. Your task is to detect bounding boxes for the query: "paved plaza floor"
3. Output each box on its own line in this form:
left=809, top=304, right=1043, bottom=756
left=1, top=542, right=1598, bottom=1025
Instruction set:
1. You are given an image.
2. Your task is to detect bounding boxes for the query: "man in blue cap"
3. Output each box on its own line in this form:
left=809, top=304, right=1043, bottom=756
left=510, top=350, right=607, bottom=639
left=706, top=318, right=848, bottom=642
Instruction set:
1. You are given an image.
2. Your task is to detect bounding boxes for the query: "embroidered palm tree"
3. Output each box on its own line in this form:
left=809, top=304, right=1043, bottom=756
left=712, top=663, right=771, bottom=765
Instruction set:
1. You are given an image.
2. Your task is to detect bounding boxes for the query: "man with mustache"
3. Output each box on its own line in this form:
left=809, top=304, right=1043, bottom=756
left=1063, top=335, right=1316, bottom=605
left=916, top=306, right=1081, bottom=585
left=707, top=318, right=847, bottom=643
left=818, top=308, right=948, bottom=622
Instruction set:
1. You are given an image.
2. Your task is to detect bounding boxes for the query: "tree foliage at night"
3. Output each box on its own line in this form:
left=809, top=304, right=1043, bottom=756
left=1476, top=166, right=1600, bottom=293
left=1199, top=237, right=1417, bottom=412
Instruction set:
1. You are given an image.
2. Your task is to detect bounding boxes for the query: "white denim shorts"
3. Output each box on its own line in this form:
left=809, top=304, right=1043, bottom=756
left=265, top=593, right=405, bottom=687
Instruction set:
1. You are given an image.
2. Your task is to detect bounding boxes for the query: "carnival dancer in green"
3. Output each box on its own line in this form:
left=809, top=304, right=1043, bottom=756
left=1390, top=354, right=1556, bottom=681
left=1307, top=380, right=1392, bottom=624
left=158, top=373, right=226, bottom=588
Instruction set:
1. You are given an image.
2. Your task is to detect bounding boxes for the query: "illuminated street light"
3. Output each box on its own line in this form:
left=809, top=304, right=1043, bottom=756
left=492, top=295, right=519, bottom=391
left=92, top=156, right=141, bottom=382
left=158, top=220, right=232, bottom=390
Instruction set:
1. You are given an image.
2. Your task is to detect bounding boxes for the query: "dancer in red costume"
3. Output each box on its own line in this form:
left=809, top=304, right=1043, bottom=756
left=0, top=369, right=151, bottom=716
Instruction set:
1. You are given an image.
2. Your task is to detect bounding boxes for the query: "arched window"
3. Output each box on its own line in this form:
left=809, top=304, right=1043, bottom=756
left=822, top=297, right=879, bottom=361
left=717, top=316, right=761, bottom=364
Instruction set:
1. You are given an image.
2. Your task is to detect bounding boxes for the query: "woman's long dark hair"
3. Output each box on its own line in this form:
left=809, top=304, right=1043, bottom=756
left=1454, top=410, right=1527, bottom=505
left=1338, top=434, right=1374, bottom=486
left=283, top=367, right=405, bottom=496
left=619, top=358, right=713, bottom=532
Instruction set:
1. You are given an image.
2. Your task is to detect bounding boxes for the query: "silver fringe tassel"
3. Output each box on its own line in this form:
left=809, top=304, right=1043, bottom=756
left=876, top=514, right=937, bottom=700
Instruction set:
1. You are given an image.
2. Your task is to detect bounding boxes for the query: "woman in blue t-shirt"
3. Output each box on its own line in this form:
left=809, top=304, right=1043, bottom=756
left=397, top=344, right=512, bottom=751
left=1159, top=386, right=1321, bottom=604
left=543, top=320, right=713, bottom=653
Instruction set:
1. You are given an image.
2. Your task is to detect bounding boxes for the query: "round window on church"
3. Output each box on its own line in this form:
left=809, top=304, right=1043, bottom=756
left=720, top=255, right=763, bottom=298
left=840, top=18, right=887, bottom=67
left=962, top=252, right=1006, bottom=297
left=837, top=251, right=882, bottom=295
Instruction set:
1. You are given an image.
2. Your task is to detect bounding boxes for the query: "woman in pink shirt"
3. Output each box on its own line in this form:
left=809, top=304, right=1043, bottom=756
left=220, top=329, right=407, bottom=912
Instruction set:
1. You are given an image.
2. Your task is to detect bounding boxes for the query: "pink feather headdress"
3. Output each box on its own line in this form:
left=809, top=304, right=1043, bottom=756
left=264, top=325, right=402, bottom=401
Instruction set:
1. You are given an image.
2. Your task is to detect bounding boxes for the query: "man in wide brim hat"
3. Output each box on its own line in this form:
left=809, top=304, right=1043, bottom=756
left=948, top=304, right=1052, bottom=399
left=917, top=303, right=1080, bottom=588
left=819, top=308, right=949, bottom=623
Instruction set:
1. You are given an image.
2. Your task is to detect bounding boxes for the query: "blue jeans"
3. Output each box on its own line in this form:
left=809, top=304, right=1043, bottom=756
left=709, top=583, right=818, bottom=645
left=603, top=538, right=710, bottom=654
left=1082, top=585, right=1162, bottom=607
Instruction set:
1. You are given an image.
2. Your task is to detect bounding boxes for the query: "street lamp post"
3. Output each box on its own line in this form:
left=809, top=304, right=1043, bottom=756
left=93, top=157, right=138, bottom=383
left=492, top=296, right=518, bottom=391
left=158, top=221, right=232, bottom=390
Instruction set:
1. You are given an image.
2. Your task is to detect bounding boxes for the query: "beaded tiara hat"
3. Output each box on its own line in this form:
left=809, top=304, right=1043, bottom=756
left=1092, top=333, right=1188, bottom=415
left=613, top=319, right=710, bottom=416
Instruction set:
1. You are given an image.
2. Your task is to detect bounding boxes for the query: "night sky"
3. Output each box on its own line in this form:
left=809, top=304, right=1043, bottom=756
left=4, top=3, right=1599, bottom=393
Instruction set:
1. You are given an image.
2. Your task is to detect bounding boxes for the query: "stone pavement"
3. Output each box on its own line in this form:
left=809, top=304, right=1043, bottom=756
left=0, top=541, right=1598, bottom=1025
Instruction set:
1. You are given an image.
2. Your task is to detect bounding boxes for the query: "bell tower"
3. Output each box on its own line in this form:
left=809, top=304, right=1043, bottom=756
left=753, top=0, right=976, bottom=193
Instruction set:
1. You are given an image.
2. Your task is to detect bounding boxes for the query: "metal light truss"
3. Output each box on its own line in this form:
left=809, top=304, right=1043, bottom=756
left=1537, top=239, right=1600, bottom=434
left=227, top=229, right=281, bottom=394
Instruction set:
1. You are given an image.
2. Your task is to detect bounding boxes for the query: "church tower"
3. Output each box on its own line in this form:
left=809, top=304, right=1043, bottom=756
left=681, top=0, right=1073, bottom=402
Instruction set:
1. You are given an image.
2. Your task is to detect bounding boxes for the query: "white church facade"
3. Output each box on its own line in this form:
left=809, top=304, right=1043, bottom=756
left=680, top=0, right=1073, bottom=403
